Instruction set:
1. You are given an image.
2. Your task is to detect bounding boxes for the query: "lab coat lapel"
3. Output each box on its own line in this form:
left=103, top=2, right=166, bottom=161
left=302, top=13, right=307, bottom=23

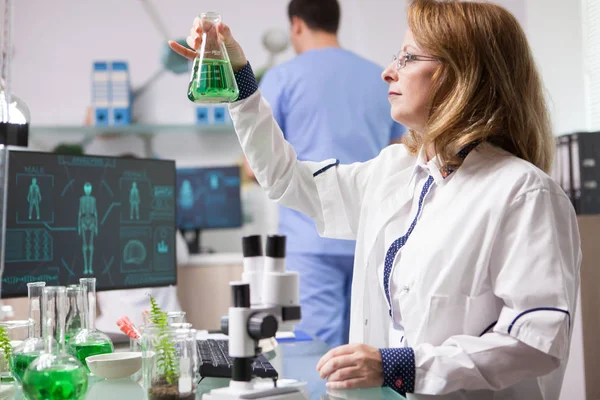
left=363, top=167, right=415, bottom=271
left=350, top=167, right=414, bottom=345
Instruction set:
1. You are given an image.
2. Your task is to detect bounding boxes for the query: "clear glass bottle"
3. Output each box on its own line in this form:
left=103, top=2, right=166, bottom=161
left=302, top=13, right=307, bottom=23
left=187, top=11, right=239, bottom=103
left=142, top=326, right=196, bottom=399
left=10, top=282, right=50, bottom=383
left=66, top=278, right=113, bottom=371
left=22, top=287, right=88, bottom=400
left=166, top=311, right=186, bottom=325
left=64, top=285, right=84, bottom=343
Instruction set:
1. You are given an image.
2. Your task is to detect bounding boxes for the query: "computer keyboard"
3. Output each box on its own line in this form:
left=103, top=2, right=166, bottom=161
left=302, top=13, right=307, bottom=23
left=197, top=339, right=278, bottom=380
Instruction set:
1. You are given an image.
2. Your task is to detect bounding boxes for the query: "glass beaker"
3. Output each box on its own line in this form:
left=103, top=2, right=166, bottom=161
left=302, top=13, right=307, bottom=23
left=142, top=326, right=196, bottom=400
left=64, top=286, right=84, bottom=343
left=130, top=336, right=143, bottom=383
left=187, top=11, right=239, bottom=103
left=11, top=282, right=51, bottom=383
left=142, top=310, right=187, bottom=327
left=66, top=278, right=113, bottom=371
left=131, top=316, right=188, bottom=383
left=0, top=320, right=34, bottom=383
left=166, top=311, right=186, bottom=325
left=22, top=286, right=88, bottom=400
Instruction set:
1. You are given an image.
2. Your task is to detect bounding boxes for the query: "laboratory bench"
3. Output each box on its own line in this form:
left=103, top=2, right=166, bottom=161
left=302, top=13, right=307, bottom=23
left=8, top=338, right=404, bottom=400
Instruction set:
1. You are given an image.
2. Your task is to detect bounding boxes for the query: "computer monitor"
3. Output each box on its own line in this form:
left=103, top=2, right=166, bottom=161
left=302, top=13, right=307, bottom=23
left=176, top=165, right=242, bottom=253
left=2, top=149, right=177, bottom=298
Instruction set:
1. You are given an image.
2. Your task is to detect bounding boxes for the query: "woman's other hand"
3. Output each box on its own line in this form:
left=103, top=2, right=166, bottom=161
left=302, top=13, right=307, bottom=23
left=169, top=17, right=248, bottom=72
left=316, top=343, right=384, bottom=390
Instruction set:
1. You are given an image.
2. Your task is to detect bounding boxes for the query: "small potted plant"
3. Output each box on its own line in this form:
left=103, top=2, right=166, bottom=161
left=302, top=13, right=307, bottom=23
left=144, top=297, right=194, bottom=400
left=0, top=326, right=12, bottom=381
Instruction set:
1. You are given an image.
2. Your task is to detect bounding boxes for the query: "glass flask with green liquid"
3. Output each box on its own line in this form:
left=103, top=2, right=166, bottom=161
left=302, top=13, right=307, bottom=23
left=187, top=12, right=239, bottom=103
left=11, top=282, right=50, bottom=383
left=22, top=286, right=88, bottom=400
left=67, top=278, right=113, bottom=371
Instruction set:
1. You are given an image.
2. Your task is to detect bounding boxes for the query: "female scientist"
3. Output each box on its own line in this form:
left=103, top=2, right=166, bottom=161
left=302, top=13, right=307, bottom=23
left=171, top=0, right=581, bottom=398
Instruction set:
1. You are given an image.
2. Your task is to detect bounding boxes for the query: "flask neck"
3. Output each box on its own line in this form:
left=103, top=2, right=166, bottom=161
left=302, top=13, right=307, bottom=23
left=42, top=287, right=66, bottom=353
left=27, top=282, right=46, bottom=339
left=80, top=279, right=97, bottom=331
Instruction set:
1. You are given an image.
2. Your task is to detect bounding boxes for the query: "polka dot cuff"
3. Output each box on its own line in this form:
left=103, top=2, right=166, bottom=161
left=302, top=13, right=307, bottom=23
left=379, top=347, right=415, bottom=396
left=233, top=62, right=258, bottom=101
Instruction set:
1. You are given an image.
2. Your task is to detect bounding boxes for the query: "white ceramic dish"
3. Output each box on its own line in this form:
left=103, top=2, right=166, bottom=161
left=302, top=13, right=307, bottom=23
left=86, top=352, right=142, bottom=379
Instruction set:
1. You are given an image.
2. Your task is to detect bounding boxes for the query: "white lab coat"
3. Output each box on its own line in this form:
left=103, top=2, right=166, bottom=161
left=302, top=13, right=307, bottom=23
left=229, top=91, right=582, bottom=400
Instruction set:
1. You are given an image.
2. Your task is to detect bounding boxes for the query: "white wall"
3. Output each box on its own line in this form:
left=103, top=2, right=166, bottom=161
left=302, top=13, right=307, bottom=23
left=12, top=0, right=585, bottom=135
left=525, top=0, right=587, bottom=135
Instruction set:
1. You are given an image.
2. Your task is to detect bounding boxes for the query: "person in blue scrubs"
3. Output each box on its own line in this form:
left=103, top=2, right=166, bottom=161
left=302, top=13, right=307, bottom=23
left=249, top=0, right=406, bottom=348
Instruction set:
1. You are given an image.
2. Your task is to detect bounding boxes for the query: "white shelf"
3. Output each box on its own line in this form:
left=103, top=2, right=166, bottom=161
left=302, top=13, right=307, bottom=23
left=29, top=124, right=236, bottom=136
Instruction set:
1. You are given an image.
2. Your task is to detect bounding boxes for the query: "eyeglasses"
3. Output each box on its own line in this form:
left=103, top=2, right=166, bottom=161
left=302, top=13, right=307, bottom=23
left=392, top=51, right=440, bottom=71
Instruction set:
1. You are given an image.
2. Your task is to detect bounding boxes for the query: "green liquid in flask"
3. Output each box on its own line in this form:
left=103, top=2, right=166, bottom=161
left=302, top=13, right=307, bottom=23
left=11, top=352, right=41, bottom=382
left=22, top=364, right=88, bottom=400
left=70, top=341, right=113, bottom=370
left=188, top=58, right=238, bottom=103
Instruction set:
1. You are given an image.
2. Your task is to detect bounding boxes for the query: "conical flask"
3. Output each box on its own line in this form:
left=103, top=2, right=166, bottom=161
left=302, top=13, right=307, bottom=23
left=187, top=12, right=239, bottom=103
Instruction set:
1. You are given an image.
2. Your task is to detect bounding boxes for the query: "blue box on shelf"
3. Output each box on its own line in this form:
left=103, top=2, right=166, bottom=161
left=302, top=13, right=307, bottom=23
left=195, top=105, right=232, bottom=125
left=110, top=61, right=132, bottom=126
left=91, top=60, right=132, bottom=126
left=213, top=106, right=227, bottom=124
left=92, top=62, right=110, bottom=126
left=196, top=107, right=210, bottom=125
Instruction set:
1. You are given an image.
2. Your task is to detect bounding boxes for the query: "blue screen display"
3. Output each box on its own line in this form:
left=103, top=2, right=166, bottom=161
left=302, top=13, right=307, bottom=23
left=176, top=166, right=242, bottom=230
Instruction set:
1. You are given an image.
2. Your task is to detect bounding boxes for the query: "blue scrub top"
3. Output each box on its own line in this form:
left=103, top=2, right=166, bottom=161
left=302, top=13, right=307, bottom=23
left=260, top=47, right=406, bottom=255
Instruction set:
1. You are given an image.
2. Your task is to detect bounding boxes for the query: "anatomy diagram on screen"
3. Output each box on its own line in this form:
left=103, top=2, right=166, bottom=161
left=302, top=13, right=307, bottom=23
left=27, top=178, right=42, bottom=220
left=130, top=181, right=140, bottom=220
left=179, top=179, right=194, bottom=210
left=78, top=182, right=98, bottom=275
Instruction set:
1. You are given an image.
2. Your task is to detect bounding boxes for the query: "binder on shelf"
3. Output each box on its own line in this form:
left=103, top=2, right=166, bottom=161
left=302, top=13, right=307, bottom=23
left=196, top=107, right=210, bottom=125
left=213, top=106, right=227, bottom=124
left=92, top=62, right=110, bottom=126
left=571, top=132, right=600, bottom=214
left=558, top=131, right=600, bottom=215
left=195, top=105, right=232, bottom=126
left=110, top=61, right=132, bottom=126
left=557, top=135, right=572, bottom=204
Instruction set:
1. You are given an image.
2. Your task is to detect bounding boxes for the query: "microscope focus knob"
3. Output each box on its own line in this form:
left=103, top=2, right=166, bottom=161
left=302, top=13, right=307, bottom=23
left=220, top=315, right=229, bottom=336
left=247, top=312, right=278, bottom=341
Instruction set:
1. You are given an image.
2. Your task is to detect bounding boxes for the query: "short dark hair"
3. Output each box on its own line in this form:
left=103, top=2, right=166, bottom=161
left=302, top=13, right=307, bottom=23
left=288, top=0, right=340, bottom=34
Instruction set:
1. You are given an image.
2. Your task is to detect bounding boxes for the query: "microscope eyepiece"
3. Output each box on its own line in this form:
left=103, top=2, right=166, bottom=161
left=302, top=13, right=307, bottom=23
left=231, top=282, right=250, bottom=308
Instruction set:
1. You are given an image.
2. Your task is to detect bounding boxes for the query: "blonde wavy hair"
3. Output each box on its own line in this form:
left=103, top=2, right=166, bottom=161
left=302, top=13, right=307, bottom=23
left=404, top=0, right=554, bottom=173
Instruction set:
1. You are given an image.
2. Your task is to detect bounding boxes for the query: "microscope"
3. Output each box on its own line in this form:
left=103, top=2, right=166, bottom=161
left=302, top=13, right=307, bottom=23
left=243, top=235, right=301, bottom=332
left=204, top=235, right=307, bottom=400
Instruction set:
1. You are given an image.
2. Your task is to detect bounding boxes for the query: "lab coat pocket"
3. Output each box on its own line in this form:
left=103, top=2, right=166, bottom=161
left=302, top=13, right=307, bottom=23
left=425, top=292, right=498, bottom=345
